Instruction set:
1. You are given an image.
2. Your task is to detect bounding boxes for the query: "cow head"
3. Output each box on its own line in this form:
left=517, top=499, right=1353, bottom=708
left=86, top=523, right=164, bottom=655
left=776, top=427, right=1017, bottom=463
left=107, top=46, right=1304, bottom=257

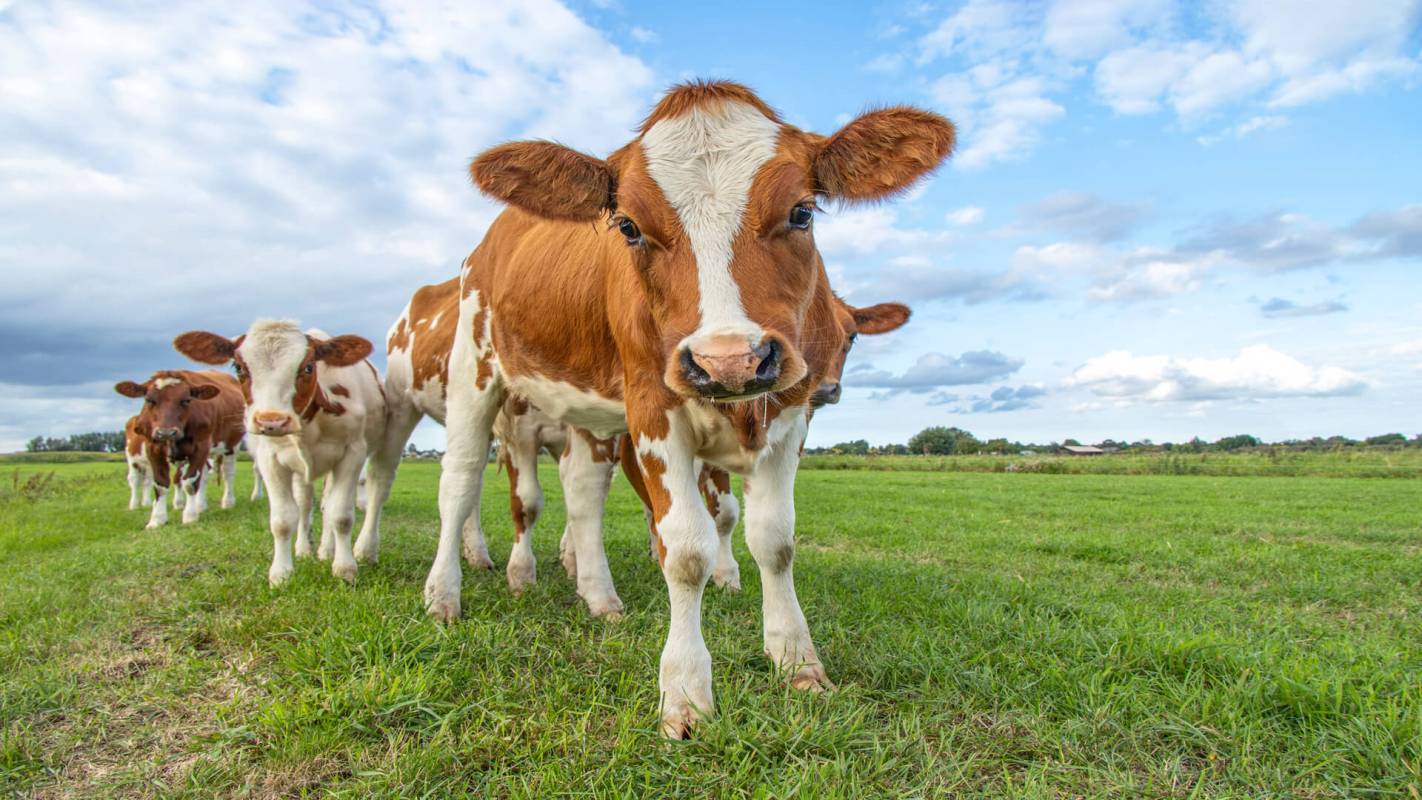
left=174, top=321, right=371, bottom=437
left=811, top=300, right=912, bottom=408
left=114, top=373, right=219, bottom=442
left=470, top=80, right=953, bottom=403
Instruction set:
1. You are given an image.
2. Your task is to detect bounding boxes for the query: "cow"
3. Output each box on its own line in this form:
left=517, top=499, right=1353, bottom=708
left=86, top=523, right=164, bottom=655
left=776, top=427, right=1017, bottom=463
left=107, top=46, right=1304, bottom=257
left=113, top=370, right=248, bottom=527
left=434, top=80, right=953, bottom=736
left=123, top=415, right=155, bottom=510
left=174, top=322, right=387, bottom=586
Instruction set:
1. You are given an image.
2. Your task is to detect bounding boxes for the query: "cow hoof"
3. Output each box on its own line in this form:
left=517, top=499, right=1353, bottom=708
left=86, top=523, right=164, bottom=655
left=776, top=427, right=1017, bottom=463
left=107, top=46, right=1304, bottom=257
left=332, top=563, right=357, bottom=584
left=316, top=546, right=333, bottom=562
left=463, top=551, right=495, bottom=572
left=659, top=704, right=703, bottom=740
left=506, top=562, right=536, bottom=596
left=424, top=576, right=461, bottom=623
left=788, top=663, right=835, bottom=693
left=181, top=516, right=200, bottom=525
left=712, top=567, right=741, bottom=592
left=128, top=501, right=139, bottom=511
left=220, top=499, right=235, bottom=510
left=585, top=595, right=624, bottom=620
left=353, top=545, right=378, bottom=564
left=144, top=521, right=164, bottom=530
left=268, top=567, right=293, bottom=587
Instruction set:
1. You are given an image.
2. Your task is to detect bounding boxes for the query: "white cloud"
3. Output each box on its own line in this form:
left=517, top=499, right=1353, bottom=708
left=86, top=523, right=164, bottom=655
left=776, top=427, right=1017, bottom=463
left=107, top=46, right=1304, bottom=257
left=628, top=25, right=657, bottom=43
left=816, top=206, right=954, bottom=259
left=0, top=0, right=655, bottom=411
left=946, top=206, right=985, bottom=225
left=1042, top=0, right=1172, bottom=60
left=1064, top=345, right=1367, bottom=402
left=1196, top=114, right=1290, bottom=146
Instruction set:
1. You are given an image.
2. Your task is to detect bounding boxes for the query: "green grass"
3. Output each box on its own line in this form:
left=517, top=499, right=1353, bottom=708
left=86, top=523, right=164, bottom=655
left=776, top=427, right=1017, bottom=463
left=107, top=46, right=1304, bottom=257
left=1, top=460, right=1419, bottom=798
left=802, top=449, right=1422, bottom=478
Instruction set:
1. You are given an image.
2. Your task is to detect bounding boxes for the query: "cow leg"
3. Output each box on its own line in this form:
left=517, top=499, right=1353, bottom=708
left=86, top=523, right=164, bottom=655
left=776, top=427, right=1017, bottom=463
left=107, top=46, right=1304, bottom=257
left=745, top=413, right=830, bottom=692
left=502, top=433, right=543, bottom=596
left=424, top=301, right=503, bottom=622
left=126, top=460, right=145, bottom=510
left=180, top=466, right=207, bottom=525
left=261, top=453, right=299, bottom=586
left=171, top=467, right=186, bottom=511
left=559, top=430, right=621, bottom=618
left=635, top=423, right=718, bottom=739
left=324, top=449, right=365, bottom=583
left=219, top=455, right=237, bottom=509
left=146, top=468, right=171, bottom=529
left=293, top=474, right=316, bottom=559
left=249, top=445, right=265, bottom=502
left=707, top=474, right=741, bottom=591
left=355, top=402, right=420, bottom=564
left=316, top=480, right=336, bottom=560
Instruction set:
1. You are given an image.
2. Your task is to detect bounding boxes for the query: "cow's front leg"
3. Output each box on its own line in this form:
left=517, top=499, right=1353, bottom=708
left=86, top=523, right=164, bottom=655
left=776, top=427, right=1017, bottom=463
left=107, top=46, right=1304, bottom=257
left=126, top=462, right=144, bottom=510
left=745, top=412, right=831, bottom=692
left=636, top=424, right=718, bottom=739
left=704, top=467, right=741, bottom=591
left=559, top=429, right=621, bottom=618
left=294, top=474, right=316, bottom=559
left=218, top=454, right=237, bottom=509
left=501, top=435, right=543, bottom=596
left=180, top=451, right=209, bottom=525
left=323, top=449, right=365, bottom=583
left=262, top=454, right=299, bottom=586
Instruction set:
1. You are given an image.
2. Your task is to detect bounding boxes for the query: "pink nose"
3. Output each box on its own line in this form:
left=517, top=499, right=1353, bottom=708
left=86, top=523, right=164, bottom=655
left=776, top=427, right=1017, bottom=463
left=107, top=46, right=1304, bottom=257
left=680, top=334, right=781, bottom=398
left=252, top=411, right=294, bottom=436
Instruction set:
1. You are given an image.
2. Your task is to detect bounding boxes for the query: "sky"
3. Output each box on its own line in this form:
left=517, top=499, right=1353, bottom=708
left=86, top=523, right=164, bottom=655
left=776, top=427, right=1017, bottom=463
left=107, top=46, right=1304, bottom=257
left=1, top=0, right=1419, bottom=451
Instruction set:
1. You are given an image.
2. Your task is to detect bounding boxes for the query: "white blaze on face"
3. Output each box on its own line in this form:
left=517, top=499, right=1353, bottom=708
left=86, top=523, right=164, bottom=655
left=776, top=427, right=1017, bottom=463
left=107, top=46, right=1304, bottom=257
left=154, top=377, right=181, bottom=389
left=235, top=319, right=309, bottom=424
left=641, top=101, right=782, bottom=346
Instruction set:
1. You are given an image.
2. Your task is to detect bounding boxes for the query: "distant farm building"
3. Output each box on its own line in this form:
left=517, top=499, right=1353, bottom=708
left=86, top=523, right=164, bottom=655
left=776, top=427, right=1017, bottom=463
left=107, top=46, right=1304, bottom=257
left=1061, top=445, right=1105, bottom=456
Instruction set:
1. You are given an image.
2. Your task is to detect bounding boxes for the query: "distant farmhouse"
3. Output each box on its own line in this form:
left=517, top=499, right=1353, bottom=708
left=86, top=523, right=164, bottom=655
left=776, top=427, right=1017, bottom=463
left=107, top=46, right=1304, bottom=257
left=1060, top=445, right=1105, bottom=456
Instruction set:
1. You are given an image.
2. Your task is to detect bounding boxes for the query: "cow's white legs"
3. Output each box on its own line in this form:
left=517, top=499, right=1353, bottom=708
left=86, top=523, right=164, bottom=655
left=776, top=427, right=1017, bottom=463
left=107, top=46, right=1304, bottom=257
left=461, top=507, right=495, bottom=571
left=559, top=431, right=621, bottom=617
left=262, top=453, right=299, bottom=586
left=172, top=473, right=186, bottom=510
left=249, top=452, right=265, bottom=502
left=354, top=399, right=420, bottom=564
left=323, top=449, right=365, bottom=583
left=147, top=482, right=171, bottom=529
left=180, top=468, right=207, bottom=525
left=744, top=413, right=830, bottom=692
left=502, top=428, right=544, bottom=596
left=425, top=298, right=502, bottom=622
left=219, top=455, right=237, bottom=509
left=709, top=480, right=741, bottom=591
left=293, top=474, right=316, bottom=558
left=637, top=425, right=718, bottom=739
left=317, top=480, right=336, bottom=561
left=559, top=523, right=577, bottom=578
left=126, top=460, right=146, bottom=510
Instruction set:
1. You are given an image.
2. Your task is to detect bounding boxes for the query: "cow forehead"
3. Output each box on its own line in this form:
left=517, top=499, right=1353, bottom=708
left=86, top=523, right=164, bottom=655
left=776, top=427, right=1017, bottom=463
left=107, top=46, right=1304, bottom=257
left=639, top=101, right=783, bottom=332
left=236, top=322, right=309, bottom=374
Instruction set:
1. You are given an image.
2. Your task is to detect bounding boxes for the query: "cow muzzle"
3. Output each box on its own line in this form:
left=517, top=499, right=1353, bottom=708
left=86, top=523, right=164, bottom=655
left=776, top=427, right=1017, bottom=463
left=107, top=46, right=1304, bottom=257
left=251, top=411, right=296, bottom=436
left=677, top=332, right=783, bottom=400
left=811, top=382, right=842, bottom=408
left=151, top=427, right=181, bottom=442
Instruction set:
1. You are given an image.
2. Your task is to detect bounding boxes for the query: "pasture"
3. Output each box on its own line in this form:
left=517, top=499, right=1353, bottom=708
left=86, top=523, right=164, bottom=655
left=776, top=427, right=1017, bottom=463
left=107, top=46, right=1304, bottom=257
left=1, top=459, right=1419, bottom=798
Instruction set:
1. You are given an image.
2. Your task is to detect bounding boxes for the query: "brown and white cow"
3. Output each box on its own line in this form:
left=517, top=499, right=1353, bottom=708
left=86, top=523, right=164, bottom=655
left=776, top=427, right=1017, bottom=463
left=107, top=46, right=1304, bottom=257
left=114, top=370, right=248, bottom=527
left=123, top=414, right=155, bottom=510
left=433, top=80, right=952, bottom=736
left=175, top=322, right=387, bottom=586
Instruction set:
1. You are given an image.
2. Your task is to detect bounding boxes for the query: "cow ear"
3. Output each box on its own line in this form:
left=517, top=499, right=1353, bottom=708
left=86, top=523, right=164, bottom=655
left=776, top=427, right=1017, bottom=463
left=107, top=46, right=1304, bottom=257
left=314, top=335, right=372, bottom=367
left=190, top=385, right=221, bottom=400
left=470, top=141, right=615, bottom=222
left=814, top=108, right=955, bottom=203
left=174, top=331, right=236, bottom=365
left=115, top=381, right=146, bottom=398
left=853, top=302, right=911, bottom=335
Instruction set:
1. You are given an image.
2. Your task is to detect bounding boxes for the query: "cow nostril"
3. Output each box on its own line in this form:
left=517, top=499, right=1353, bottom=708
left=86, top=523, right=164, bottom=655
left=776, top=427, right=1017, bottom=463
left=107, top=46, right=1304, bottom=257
left=681, top=348, right=713, bottom=387
left=754, top=339, right=781, bottom=382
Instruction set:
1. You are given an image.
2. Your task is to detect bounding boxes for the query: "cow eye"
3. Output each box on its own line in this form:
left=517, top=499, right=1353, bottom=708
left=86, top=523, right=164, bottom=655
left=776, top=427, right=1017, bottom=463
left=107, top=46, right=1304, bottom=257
left=303, top=363, right=315, bottom=375
left=615, top=216, right=642, bottom=246
left=788, top=204, right=814, bottom=230
left=849, top=332, right=859, bottom=345
left=180, top=398, right=191, bottom=407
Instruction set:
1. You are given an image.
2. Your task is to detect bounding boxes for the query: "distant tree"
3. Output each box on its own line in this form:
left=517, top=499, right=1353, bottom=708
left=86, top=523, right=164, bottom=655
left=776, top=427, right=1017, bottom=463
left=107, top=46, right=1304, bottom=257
left=877, top=443, right=910, bottom=456
left=830, top=439, right=870, bottom=455
left=909, top=426, right=979, bottom=455
left=1365, top=433, right=1407, bottom=446
left=1214, top=434, right=1262, bottom=451
left=1062, top=438, right=1081, bottom=447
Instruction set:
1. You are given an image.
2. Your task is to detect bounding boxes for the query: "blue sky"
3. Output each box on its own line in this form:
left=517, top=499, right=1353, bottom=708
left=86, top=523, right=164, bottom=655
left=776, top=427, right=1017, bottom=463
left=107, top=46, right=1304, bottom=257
left=1, top=0, right=1419, bottom=450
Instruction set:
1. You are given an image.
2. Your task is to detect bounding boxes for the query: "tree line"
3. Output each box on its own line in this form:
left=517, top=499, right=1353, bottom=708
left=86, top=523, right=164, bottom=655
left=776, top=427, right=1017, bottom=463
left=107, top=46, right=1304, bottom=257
left=25, top=431, right=127, bottom=453
left=809, top=427, right=1422, bottom=457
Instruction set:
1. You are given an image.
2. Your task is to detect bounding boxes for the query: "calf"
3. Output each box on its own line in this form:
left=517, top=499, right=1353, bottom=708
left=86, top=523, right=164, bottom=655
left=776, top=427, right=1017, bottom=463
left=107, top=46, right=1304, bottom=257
left=441, top=80, right=952, bottom=736
left=113, top=371, right=247, bottom=527
left=123, top=415, right=155, bottom=510
left=175, top=322, right=386, bottom=585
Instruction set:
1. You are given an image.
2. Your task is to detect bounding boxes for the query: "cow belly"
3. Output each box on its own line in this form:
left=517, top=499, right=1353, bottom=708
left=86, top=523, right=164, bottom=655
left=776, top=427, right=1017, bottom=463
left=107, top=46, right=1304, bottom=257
left=508, top=375, right=626, bottom=439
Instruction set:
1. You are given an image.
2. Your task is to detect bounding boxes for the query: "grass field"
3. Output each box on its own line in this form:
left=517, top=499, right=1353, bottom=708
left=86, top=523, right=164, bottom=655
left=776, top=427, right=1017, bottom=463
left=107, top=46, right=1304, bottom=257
left=1, top=460, right=1419, bottom=798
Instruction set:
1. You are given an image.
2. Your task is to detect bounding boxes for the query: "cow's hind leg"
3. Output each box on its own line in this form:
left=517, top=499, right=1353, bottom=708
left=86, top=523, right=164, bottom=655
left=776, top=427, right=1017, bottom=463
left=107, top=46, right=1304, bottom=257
left=501, top=426, right=544, bottom=596
left=354, top=400, right=420, bottom=564
left=219, top=454, right=237, bottom=509
left=559, top=430, right=621, bottom=618
left=294, top=474, right=316, bottom=558
left=704, top=468, right=741, bottom=591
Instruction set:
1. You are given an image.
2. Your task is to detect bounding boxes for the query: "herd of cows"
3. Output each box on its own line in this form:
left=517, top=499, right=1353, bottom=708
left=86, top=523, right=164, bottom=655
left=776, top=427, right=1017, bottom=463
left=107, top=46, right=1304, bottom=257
left=110, top=81, right=955, bottom=737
